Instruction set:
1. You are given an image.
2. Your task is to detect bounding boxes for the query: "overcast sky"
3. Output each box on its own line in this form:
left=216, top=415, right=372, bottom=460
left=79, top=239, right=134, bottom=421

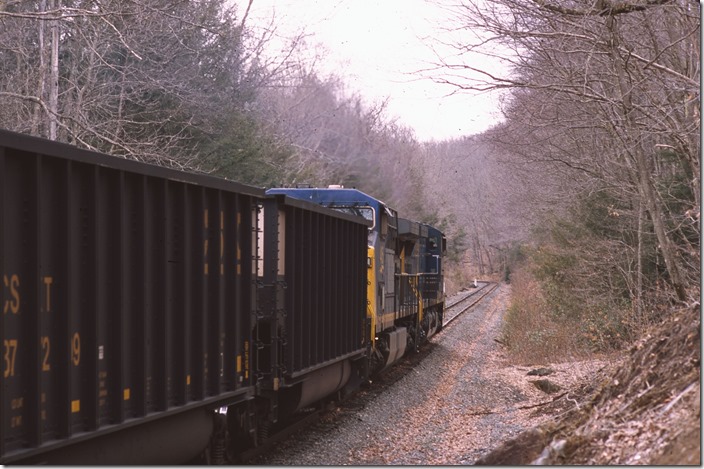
left=239, top=0, right=506, bottom=142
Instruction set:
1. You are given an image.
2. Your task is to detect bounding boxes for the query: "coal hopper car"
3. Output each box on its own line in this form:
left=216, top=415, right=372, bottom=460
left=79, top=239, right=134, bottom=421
left=266, top=187, right=447, bottom=375
left=0, top=130, right=371, bottom=464
left=249, top=194, right=370, bottom=442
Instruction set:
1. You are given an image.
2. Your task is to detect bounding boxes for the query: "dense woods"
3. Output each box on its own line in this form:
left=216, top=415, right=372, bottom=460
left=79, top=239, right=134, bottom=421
left=435, top=0, right=700, bottom=354
left=0, top=0, right=699, bottom=355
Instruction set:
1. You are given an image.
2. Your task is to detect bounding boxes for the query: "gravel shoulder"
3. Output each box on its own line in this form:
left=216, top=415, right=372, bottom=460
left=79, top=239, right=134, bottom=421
left=249, top=284, right=608, bottom=465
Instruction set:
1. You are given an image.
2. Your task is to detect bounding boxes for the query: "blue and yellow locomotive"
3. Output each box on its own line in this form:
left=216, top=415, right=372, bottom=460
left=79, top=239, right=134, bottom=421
left=266, top=186, right=446, bottom=374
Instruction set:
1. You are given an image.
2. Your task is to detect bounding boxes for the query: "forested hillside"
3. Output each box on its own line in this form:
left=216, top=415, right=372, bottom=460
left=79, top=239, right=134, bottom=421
left=0, top=0, right=453, bottom=236
left=427, top=0, right=700, bottom=357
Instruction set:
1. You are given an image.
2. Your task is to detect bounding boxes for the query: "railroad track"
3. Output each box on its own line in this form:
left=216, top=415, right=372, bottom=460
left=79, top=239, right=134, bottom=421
left=443, top=282, right=498, bottom=327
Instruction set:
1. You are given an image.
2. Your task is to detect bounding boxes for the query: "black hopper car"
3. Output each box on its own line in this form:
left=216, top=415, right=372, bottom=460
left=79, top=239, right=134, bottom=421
left=0, top=130, right=445, bottom=464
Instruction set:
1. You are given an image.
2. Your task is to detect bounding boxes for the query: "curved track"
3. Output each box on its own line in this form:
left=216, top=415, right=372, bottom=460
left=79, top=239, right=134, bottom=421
left=444, top=282, right=498, bottom=327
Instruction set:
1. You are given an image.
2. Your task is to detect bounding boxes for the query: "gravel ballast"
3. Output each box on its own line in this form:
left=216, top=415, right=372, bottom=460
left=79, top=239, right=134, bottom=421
left=249, top=285, right=606, bottom=465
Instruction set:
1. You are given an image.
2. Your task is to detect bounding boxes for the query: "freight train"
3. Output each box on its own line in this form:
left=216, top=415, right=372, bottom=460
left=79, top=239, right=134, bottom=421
left=0, top=129, right=445, bottom=464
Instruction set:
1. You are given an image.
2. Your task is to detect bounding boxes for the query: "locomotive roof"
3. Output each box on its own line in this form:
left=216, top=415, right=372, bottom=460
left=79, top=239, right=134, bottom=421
left=266, top=187, right=389, bottom=210
left=266, top=187, right=398, bottom=235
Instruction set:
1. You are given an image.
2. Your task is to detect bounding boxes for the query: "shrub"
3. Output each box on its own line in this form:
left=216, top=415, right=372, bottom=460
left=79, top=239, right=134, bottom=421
left=501, top=266, right=588, bottom=364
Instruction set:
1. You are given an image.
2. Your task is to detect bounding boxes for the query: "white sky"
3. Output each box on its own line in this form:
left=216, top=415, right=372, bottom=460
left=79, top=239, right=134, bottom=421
left=239, top=0, right=506, bottom=142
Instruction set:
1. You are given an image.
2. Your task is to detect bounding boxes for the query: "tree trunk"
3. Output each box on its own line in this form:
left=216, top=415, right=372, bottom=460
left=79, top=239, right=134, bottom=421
left=32, top=0, right=48, bottom=135
left=483, top=246, right=494, bottom=274
left=48, top=0, right=60, bottom=140
left=636, top=197, right=644, bottom=320
left=606, top=14, right=688, bottom=303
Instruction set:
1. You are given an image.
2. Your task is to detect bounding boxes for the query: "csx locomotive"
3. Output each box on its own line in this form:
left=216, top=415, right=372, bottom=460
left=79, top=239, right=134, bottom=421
left=267, top=186, right=446, bottom=372
left=0, top=129, right=445, bottom=464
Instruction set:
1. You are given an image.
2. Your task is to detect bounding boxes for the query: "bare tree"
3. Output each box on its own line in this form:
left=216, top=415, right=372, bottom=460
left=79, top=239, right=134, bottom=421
left=252, top=62, right=436, bottom=216
left=431, top=0, right=699, bottom=305
left=0, top=0, right=294, bottom=171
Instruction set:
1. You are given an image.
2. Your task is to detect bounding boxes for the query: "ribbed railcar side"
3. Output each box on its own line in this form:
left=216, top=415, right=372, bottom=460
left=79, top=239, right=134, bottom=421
left=257, top=195, right=370, bottom=414
left=0, top=130, right=260, bottom=464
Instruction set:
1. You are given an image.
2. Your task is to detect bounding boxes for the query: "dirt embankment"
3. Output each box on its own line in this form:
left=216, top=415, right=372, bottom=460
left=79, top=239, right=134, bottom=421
left=477, top=303, right=701, bottom=465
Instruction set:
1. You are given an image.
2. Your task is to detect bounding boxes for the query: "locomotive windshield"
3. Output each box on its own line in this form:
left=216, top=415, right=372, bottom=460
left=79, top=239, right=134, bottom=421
left=327, top=205, right=375, bottom=229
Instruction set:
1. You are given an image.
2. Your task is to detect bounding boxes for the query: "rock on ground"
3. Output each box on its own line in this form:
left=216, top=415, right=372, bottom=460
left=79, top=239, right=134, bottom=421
left=477, top=303, right=701, bottom=465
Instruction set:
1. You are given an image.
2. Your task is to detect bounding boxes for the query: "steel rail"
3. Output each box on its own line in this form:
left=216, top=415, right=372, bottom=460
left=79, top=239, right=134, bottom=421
left=443, top=282, right=498, bottom=327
